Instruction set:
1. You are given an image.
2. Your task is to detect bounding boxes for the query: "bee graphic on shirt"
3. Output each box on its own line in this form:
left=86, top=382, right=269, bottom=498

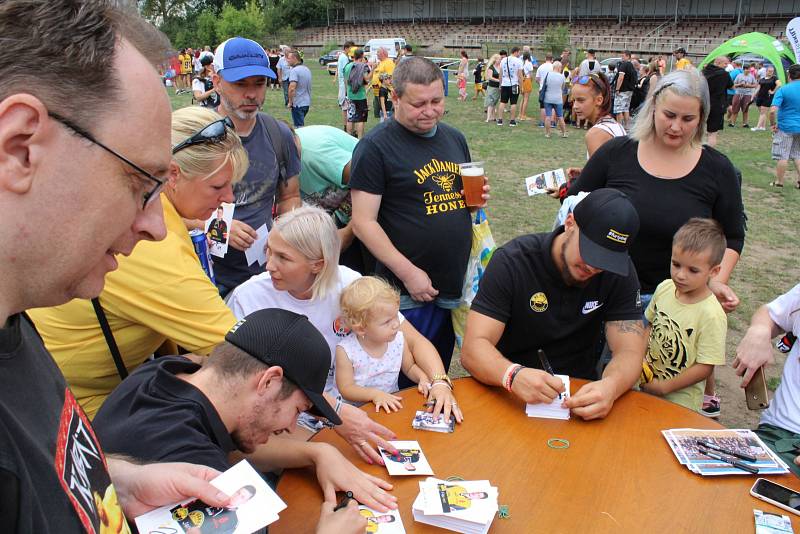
left=432, top=173, right=457, bottom=192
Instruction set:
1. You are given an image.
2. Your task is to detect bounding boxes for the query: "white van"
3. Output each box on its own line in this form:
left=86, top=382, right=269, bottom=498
left=363, top=38, right=406, bottom=62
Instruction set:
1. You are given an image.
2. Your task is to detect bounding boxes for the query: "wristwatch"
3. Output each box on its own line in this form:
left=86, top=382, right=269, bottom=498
left=431, top=374, right=453, bottom=389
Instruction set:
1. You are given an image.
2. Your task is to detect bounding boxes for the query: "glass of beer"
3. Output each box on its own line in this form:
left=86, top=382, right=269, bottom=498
left=459, top=161, right=485, bottom=208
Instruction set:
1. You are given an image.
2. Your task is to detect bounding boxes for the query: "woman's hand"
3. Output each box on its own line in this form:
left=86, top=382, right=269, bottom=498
left=427, top=383, right=463, bottom=423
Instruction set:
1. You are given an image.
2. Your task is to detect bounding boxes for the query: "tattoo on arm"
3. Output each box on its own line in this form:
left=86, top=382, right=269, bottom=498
left=608, top=320, right=645, bottom=335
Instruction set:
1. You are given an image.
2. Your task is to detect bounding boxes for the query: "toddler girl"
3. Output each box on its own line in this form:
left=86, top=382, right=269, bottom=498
left=335, top=277, right=432, bottom=413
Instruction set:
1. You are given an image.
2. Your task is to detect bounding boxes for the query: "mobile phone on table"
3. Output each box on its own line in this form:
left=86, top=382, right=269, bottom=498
left=745, top=366, right=770, bottom=410
left=751, top=478, right=800, bottom=516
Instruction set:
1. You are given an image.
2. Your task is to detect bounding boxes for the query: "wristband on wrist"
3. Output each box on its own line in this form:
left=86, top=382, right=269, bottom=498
left=430, top=380, right=452, bottom=390
left=334, top=394, right=343, bottom=415
left=502, top=363, right=523, bottom=392
left=508, top=365, right=525, bottom=390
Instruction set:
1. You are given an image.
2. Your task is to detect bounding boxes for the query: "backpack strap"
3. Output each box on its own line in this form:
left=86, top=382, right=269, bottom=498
left=258, top=113, right=289, bottom=184
left=91, top=297, right=128, bottom=381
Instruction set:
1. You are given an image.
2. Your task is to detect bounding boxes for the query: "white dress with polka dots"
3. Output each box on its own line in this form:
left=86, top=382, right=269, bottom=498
left=338, top=331, right=404, bottom=397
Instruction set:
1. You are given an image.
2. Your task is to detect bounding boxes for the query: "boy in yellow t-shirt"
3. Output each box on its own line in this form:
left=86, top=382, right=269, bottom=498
left=640, top=218, right=727, bottom=412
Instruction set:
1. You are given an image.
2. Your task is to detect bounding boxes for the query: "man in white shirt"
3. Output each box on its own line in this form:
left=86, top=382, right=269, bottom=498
left=733, top=283, right=800, bottom=476
left=496, top=46, right=524, bottom=127
left=535, top=53, right=555, bottom=128
left=336, top=40, right=355, bottom=130
left=578, top=49, right=602, bottom=76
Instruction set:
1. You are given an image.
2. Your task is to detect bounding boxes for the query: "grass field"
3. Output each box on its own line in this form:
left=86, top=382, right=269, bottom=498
left=170, top=67, right=800, bottom=428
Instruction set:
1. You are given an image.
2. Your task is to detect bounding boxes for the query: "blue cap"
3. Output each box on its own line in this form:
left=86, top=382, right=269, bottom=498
left=214, top=37, right=276, bottom=81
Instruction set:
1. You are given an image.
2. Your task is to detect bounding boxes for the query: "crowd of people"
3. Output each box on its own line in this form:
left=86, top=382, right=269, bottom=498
left=3, top=2, right=800, bottom=532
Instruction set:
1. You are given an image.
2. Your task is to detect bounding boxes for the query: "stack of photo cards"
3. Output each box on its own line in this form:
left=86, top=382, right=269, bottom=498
left=359, top=505, right=406, bottom=533
left=412, top=410, right=456, bottom=433
left=204, top=202, right=235, bottom=258
left=134, top=460, right=286, bottom=534
left=525, top=168, right=567, bottom=196
left=662, top=428, right=790, bottom=476
left=379, top=440, right=434, bottom=476
left=412, top=478, right=499, bottom=534
left=525, top=374, right=570, bottom=420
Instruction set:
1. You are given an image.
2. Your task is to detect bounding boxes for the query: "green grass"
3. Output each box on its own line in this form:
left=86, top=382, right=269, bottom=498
left=169, top=70, right=800, bottom=423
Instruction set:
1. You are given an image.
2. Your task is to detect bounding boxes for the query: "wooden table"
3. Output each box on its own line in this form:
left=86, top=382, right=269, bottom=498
left=274, top=378, right=800, bottom=533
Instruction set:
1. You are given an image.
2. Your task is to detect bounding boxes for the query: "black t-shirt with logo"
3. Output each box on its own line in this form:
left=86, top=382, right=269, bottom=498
left=470, top=229, right=642, bottom=379
left=350, top=120, right=472, bottom=300
left=0, top=314, right=126, bottom=533
left=617, top=60, right=638, bottom=92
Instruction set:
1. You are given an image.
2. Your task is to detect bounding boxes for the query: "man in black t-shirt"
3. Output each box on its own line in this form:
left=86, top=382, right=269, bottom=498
left=0, top=3, right=242, bottom=532
left=462, top=189, right=647, bottom=420
left=614, top=50, right=638, bottom=128
left=94, top=309, right=391, bottom=526
left=350, top=56, right=488, bottom=377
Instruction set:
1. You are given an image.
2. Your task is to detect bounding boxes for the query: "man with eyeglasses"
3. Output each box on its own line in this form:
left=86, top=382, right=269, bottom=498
left=211, top=37, right=302, bottom=297
left=0, top=1, right=242, bottom=532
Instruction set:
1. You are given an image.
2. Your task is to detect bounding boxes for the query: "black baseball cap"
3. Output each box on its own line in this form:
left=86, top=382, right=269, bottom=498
left=225, top=308, right=341, bottom=425
left=572, top=189, right=639, bottom=276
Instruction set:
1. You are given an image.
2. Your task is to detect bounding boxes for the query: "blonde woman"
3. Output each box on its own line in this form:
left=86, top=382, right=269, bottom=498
left=227, top=206, right=462, bottom=461
left=30, top=107, right=247, bottom=418
left=483, top=54, right=501, bottom=122
left=566, top=70, right=746, bottom=417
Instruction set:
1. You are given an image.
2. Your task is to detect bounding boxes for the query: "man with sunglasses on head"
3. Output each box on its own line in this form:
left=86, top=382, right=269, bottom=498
left=461, top=189, right=647, bottom=421
left=0, top=2, right=250, bottom=532
left=211, top=36, right=302, bottom=297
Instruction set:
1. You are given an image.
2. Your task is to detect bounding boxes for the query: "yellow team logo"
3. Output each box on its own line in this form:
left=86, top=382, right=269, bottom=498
left=530, top=292, right=548, bottom=312
left=606, top=228, right=629, bottom=244
left=432, top=173, right=457, bottom=192
left=171, top=507, right=188, bottom=521
left=188, top=510, right=205, bottom=526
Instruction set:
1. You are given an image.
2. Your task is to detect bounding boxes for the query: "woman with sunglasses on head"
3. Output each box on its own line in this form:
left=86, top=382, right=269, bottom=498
left=550, top=72, right=623, bottom=222
left=29, top=107, right=246, bottom=419
left=564, top=70, right=746, bottom=417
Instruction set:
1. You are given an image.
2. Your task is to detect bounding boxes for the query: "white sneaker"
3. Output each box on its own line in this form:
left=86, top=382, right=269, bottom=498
left=751, top=127, right=765, bottom=131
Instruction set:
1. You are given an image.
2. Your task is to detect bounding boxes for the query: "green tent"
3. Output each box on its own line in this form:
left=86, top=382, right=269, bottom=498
left=698, top=32, right=797, bottom=83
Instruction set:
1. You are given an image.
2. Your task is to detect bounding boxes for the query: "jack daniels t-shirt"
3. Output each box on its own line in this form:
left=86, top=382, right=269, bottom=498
left=0, top=314, right=128, bottom=534
left=350, top=120, right=472, bottom=300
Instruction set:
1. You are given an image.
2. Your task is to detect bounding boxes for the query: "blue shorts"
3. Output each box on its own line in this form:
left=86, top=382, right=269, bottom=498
left=544, top=102, right=563, bottom=118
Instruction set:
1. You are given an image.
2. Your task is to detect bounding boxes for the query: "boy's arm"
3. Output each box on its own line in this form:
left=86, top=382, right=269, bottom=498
left=641, top=363, right=714, bottom=396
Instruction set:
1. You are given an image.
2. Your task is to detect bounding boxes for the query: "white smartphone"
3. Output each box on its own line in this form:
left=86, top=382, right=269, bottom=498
left=751, top=478, right=800, bottom=516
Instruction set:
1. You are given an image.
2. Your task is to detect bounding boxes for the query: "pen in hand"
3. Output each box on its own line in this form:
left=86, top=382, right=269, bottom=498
left=538, top=349, right=555, bottom=376
left=333, top=491, right=354, bottom=511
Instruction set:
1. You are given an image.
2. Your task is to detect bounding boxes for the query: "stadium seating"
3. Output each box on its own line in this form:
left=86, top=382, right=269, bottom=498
left=294, top=17, right=793, bottom=59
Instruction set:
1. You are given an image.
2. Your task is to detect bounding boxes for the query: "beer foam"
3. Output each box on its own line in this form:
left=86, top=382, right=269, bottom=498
left=461, top=167, right=484, bottom=176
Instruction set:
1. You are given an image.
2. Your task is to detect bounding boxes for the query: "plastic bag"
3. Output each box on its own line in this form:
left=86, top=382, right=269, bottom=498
left=453, top=208, right=496, bottom=348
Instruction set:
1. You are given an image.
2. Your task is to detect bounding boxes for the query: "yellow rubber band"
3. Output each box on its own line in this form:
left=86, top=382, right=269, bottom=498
left=547, top=438, right=570, bottom=449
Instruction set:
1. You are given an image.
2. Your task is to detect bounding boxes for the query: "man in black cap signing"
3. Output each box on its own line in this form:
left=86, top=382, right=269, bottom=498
left=94, top=308, right=395, bottom=532
left=461, top=189, right=647, bottom=420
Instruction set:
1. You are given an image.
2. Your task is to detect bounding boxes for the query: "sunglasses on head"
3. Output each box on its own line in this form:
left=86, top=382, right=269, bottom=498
left=172, top=116, right=235, bottom=154
left=574, top=74, right=605, bottom=89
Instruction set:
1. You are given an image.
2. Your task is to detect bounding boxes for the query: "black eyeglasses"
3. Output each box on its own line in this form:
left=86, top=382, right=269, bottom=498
left=48, top=112, right=165, bottom=209
left=171, top=116, right=234, bottom=154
